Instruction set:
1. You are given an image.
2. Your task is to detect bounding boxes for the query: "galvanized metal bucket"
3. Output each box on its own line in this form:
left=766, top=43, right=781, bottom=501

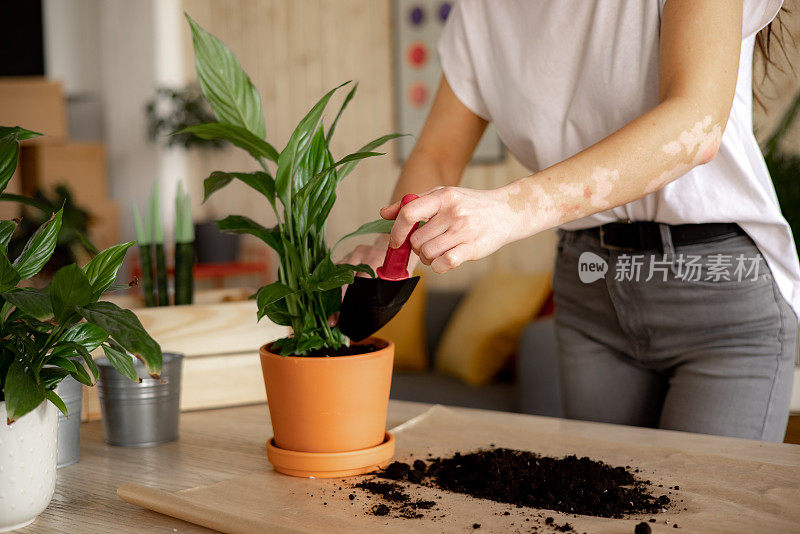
left=55, top=375, right=83, bottom=468
left=96, top=352, right=184, bottom=447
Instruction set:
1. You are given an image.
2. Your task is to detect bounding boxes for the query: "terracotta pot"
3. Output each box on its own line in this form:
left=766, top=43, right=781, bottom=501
left=259, top=338, right=394, bottom=454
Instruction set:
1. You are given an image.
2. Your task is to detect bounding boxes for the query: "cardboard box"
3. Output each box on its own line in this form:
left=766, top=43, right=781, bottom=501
left=88, top=199, right=120, bottom=252
left=20, top=142, right=109, bottom=205
left=0, top=78, right=68, bottom=143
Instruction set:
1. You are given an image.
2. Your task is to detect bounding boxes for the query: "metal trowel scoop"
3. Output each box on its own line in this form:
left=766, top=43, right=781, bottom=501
left=338, top=194, right=421, bottom=342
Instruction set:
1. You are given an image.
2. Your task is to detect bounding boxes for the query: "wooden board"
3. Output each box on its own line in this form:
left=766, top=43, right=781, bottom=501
left=81, top=301, right=288, bottom=420
left=133, top=301, right=287, bottom=358
left=27, top=401, right=800, bottom=533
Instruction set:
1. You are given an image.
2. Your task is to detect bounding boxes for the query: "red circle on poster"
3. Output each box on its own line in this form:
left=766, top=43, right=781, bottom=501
left=408, top=82, right=429, bottom=107
left=406, top=42, right=428, bottom=68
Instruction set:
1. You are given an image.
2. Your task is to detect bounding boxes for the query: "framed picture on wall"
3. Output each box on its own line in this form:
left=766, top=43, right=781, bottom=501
left=392, top=0, right=506, bottom=165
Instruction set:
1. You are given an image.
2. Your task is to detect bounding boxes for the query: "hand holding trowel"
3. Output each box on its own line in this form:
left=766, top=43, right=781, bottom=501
left=338, top=194, right=422, bottom=342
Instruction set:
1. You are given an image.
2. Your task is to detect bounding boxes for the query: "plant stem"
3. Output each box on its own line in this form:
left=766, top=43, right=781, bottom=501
left=139, top=244, right=156, bottom=307
left=174, top=241, right=194, bottom=305
left=154, top=243, right=169, bottom=306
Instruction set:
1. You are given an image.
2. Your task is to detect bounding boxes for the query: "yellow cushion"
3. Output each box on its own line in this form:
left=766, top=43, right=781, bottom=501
left=375, top=271, right=428, bottom=372
left=434, top=271, right=551, bottom=386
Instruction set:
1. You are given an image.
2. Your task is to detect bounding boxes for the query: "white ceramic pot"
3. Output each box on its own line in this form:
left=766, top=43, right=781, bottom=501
left=0, top=400, right=58, bottom=532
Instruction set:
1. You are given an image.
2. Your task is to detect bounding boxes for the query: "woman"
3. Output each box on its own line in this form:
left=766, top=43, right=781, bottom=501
left=345, top=0, right=799, bottom=442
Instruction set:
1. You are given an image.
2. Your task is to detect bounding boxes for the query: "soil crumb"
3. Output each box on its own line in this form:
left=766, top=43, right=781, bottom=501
left=354, top=479, right=435, bottom=519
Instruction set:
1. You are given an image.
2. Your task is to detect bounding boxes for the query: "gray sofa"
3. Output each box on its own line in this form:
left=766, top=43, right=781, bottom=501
left=389, top=291, right=563, bottom=418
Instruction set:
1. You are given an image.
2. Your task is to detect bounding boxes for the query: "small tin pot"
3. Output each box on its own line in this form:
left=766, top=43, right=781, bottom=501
left=96, top=352, right=184, bottom=447
left=55, top=375, right=83, bottom=467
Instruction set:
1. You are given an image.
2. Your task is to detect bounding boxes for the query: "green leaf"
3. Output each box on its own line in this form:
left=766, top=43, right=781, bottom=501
left=179, top=122, right=279, bottom=162
left=68, top=361, right=94, bottom=386
left=132, top=203, right=149, bottom=244
left=1, top=288, right=52, bottom=319
left=4, top=360, right=44, bottom=423
left=76, top=301, right=161, bottom=377
left=149, top=182, right=163, bottom=244
left=13, top=209, right=62, bottom=279
left=261, top=299, right=294, bottom=327
left=308, top=258, right=355, bottom=292
left=0, top=126, right=42, bottom=141
left=342, top=263, right=375, bottom=278
left=275, top=82, right=349, bottom=207
left=81, top=241, right=136, bottom=300
left=50, top=264, right=92, bottom=323
left=40, top=367, right=70, bottom=390
left=296, top=334, right=326, bottom=355
left=327, top=82, right=357, bottom=142
left=295, top=151, right=382, bottom=211
left=0, top=193, right=53, bottom=213
left=216, top=215, right=282, bottom=253
left=255, top=283, right=295, bottom=321
left=47, top=356, right=79, bottom=375
left=45, top=389, right=68, bottom=417
left=338, top=133, right=406, bottom=180
left=333, top=218, right=394, bottom=250
left=186, top=14, right=267, bottom=139
left=0, top=247, right=20, bottom=292
left=57, top=322, right=109, bottom=353
left=203, top=171, right=275, bottom=204
left=0, top=219, right=17, bottom=250
left=56, top=342, right=98, bottom=383
left=102, top=344, right=140, bottom=382
left=0, top=126, right=38, bottom=196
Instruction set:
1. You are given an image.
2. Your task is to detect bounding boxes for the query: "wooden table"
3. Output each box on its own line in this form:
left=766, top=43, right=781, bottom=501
left=22, top=401, right=800, bottom=533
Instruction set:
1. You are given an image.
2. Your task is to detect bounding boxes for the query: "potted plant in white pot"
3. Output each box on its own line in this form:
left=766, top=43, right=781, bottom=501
left=182, top=15, right=406, bottom=477
left=0, top=126, right=163, bottom=531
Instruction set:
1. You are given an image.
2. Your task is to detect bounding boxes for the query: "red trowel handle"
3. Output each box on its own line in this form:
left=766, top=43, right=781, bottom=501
left=377, top=194, right=419, bottom=281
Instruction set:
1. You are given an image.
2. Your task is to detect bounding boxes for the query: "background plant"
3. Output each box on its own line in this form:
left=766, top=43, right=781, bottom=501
left=9, top=183, right=98, bottom=280
left=0, top=126, right=162, bottom=423
left=146, top=85, right=224, bottom=150
left=133, top=182, right=195, bottom=307
left=763, top=88, right=800, bottom=253
left=183, top=15, right=400, bottom=356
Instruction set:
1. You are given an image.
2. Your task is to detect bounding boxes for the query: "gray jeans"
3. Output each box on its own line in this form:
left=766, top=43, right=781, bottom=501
left=553, top=226, right=798, bottom=442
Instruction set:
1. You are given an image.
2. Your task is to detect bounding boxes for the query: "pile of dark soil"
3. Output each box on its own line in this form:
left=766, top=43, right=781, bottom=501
left=376, top=449, right=669, bottom=520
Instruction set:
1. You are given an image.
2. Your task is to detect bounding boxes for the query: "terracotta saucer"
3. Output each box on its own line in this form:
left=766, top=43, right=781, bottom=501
left=266, top=432, right=395, bottom=478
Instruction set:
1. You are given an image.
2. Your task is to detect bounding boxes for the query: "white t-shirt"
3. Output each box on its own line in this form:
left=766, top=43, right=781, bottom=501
left=439, top=0, right=800, bottom=318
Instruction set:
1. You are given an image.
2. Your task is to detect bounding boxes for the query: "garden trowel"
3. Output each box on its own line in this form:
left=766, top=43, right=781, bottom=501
left=338, top=194, right=421, bottom=341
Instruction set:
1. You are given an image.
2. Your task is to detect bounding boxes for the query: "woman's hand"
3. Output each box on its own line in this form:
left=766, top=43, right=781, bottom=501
left=380, top=186, right=525, bottom=274
left=340, top=234, right=420, bottom=277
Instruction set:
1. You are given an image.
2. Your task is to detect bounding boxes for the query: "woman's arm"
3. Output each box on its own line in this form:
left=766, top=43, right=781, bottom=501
left=342, top=76, right=487, bottom=270
left=384, top=0, right=743, bottom=274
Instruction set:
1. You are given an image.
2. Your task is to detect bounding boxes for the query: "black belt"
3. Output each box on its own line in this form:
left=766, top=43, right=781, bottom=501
left=578, top=222, right=746, bottom=251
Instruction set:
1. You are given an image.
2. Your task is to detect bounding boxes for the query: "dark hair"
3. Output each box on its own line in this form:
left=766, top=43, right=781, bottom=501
left=754, top=4, right=795, bottom=109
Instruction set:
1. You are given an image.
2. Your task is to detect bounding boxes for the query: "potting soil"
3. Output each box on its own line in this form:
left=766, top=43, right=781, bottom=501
left=351, top=447, right=671, bottom=528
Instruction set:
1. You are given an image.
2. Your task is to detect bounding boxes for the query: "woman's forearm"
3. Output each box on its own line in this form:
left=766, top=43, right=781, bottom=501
left=501, top=97, right=726, bottom=239
left=390, top=146, right=460, bottom=204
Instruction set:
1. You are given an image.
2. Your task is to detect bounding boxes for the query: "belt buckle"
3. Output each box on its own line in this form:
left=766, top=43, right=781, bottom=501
left=599, top=220, right=633, bottom=251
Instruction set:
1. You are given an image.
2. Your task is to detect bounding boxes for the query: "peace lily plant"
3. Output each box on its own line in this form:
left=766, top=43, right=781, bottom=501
left=183, top=15, right=402, bottom=472
left=183, top=15, right=401, bottom=357
left=0, top=127, right=162, bottom=529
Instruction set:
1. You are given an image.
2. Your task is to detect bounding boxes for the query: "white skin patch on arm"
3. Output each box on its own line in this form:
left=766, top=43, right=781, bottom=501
left=646, top=115, right=722, bottom=194
left=588, top=166, right=620, bottom=208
